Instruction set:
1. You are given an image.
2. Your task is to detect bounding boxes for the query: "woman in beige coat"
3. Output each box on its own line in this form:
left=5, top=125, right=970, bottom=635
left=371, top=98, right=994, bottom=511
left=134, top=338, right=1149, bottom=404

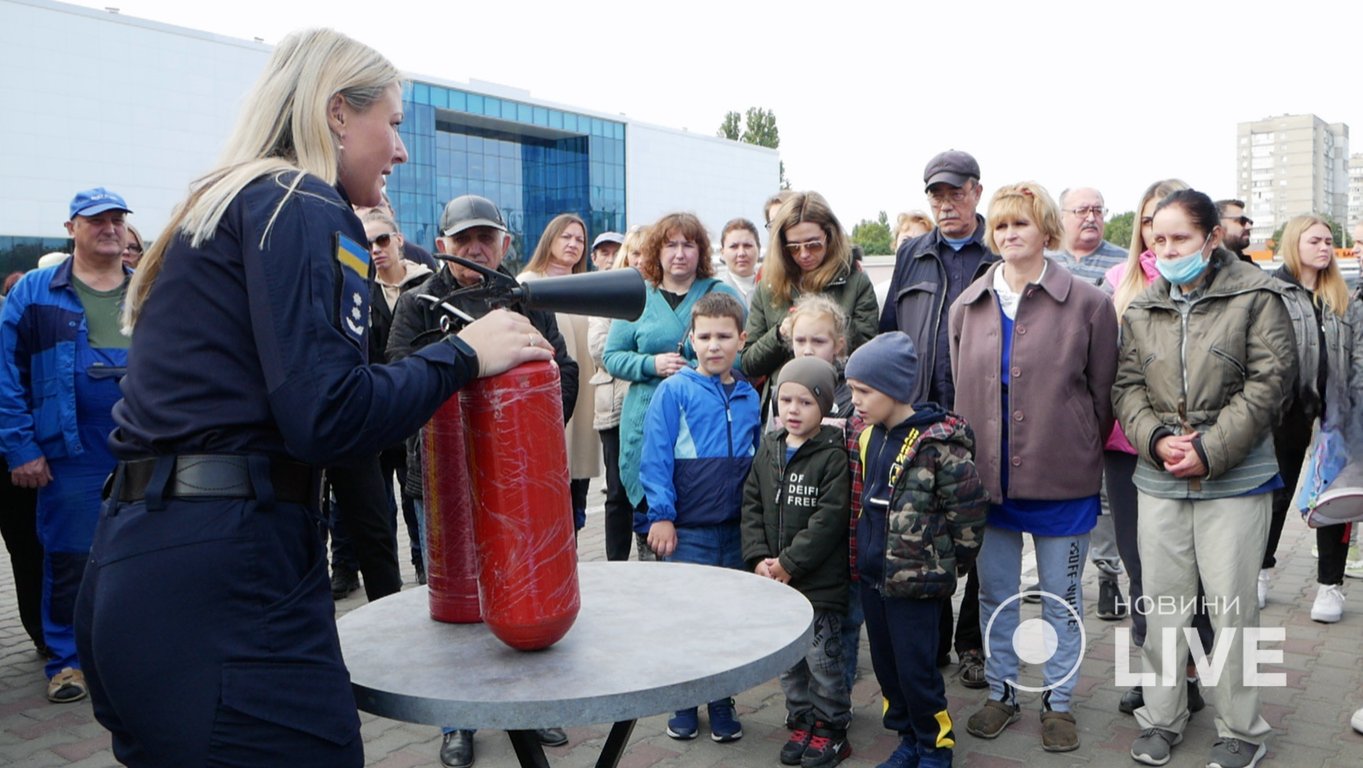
left=520, top=213, right=601, bottom=531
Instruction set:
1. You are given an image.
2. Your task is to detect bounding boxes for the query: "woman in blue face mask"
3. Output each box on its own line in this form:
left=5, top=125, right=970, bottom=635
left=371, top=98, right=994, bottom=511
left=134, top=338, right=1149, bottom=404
left=1112, top=189, right=1297, bottom=768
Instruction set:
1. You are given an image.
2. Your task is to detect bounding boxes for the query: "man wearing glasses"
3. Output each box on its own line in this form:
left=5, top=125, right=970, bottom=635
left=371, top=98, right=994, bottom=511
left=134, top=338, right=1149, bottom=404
left=879, top=150, right=995, bottom=689
left=1216, top=199, right=1255, bottom=264
left=1042, top=188, right=1130, bottom=624
left=1051, top=188, right=1127, bottom=287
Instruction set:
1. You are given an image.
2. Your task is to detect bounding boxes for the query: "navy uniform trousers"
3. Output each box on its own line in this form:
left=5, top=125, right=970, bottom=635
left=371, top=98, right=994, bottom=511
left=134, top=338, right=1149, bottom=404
left=74, top=457, right=362, bottom=767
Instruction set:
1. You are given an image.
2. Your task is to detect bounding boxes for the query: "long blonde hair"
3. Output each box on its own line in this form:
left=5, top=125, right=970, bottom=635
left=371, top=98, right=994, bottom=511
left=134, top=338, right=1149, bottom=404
left=762, top=191, right=852, bottom=305
left=1112, top=178, right=1188, bottom=317
left=612, top=225, right=648, bottom=270
left=1281, top=214, right=1348, bottom=317
left=124, top=28, right=400, bottom=329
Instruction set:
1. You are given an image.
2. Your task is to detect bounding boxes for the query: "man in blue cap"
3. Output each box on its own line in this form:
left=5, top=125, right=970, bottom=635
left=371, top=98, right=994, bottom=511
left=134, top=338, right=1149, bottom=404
left=0, top=187, right=134, bottom=703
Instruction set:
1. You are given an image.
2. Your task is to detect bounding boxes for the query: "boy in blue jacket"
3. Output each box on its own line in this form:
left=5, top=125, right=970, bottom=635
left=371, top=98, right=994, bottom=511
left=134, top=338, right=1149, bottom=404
left=640, top=292, right=761, bottom=743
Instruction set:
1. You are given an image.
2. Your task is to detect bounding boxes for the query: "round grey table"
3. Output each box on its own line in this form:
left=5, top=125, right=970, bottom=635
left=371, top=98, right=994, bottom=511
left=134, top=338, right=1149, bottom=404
left=337, top=560, right=813, bottom=767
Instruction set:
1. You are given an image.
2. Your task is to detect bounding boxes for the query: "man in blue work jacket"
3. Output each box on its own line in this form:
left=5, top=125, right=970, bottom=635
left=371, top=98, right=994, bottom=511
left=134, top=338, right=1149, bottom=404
left=0, top=187, right=133, bottom=704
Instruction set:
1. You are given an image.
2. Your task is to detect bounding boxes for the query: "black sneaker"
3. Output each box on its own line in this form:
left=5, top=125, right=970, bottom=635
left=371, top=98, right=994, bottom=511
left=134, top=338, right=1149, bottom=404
left=1119, top=685, right=1143, bottom=714
left=331, top=569, right=360, bottom=600
left=1187, top=678, right=1205, bottom=713
left=780, top=723, right=813, bottom=765
left=1097, top=580, right=1127, bottom=620
left=800, top=722, right=850, bottom=768
left=415, top=560, right=427, bottom=586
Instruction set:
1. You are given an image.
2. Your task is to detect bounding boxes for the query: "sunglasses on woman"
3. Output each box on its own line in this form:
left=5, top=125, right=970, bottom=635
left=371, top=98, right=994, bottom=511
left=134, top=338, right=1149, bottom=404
left=370, top=232, right=397, bottom=249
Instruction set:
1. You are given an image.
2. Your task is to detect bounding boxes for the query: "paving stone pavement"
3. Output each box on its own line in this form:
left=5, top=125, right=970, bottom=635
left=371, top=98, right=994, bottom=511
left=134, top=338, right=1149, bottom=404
left=2, top=478, right=1361, bottom=766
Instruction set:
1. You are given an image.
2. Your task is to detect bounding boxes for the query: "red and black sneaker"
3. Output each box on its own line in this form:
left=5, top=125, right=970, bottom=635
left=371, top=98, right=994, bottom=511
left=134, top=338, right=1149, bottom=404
left=780, top=724, right=814, bottom=765
left=801, top=722, right=851, bottom=768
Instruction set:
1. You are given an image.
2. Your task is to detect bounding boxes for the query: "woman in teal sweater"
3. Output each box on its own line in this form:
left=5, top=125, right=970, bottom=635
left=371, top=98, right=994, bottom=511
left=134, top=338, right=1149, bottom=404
left=604, top=212, right=742, bottom=558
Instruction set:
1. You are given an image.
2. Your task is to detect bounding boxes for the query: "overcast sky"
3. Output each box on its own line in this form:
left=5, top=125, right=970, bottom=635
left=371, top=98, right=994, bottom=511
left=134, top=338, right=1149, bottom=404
left=69, top=0, right=1363, bottom=226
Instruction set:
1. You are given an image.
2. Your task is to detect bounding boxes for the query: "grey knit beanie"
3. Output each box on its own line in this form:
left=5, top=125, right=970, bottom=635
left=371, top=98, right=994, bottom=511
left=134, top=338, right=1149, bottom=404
left=844, top=332, right=919, bottom=404
left=776, top=357, right=838, bottom=417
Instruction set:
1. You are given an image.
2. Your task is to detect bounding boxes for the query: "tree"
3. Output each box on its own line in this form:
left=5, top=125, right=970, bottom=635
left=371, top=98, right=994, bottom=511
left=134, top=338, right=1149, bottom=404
left=717, top=111, right=741, bottom=141
left=1105, top=211, right=1134, bottom=249
left=717, top=107, right=788, bottom=189
left=852, top=211, right=893, bottom=256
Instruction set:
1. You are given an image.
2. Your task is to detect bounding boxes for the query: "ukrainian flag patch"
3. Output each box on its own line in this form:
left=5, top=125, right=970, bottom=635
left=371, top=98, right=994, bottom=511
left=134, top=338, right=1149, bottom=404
left=336, top=233, right=370, bottom=278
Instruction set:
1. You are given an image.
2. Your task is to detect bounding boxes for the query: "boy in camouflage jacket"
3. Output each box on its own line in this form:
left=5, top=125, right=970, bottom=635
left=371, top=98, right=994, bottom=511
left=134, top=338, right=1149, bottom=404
left=845, top=332, right=988, bottom=768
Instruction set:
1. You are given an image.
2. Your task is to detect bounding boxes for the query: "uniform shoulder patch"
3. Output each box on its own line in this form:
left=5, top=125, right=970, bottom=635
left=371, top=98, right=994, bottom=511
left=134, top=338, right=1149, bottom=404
left=334, top=232, right=370, bottom=349
left=336, top=232, right=371, bottom=278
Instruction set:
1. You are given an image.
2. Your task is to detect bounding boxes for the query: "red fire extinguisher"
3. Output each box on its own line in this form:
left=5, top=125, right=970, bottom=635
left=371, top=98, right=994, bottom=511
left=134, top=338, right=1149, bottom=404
left=462, top=359, right=581, bottom=650
left=422, top=395, right=482, bottom=623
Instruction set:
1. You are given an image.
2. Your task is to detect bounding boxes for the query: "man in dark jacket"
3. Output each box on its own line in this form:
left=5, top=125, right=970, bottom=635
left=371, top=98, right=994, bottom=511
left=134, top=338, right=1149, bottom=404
left=386, top=194, right=574, bottom=768
left=877, top=150, right=996, bottom=688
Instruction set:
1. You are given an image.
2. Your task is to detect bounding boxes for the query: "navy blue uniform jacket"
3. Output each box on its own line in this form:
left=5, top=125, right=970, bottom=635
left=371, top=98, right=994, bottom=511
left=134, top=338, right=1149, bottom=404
left=110, top=172, right=478, bottom=465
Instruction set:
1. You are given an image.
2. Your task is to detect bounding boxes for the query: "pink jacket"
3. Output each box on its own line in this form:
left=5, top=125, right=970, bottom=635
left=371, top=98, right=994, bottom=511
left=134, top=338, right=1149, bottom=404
left=1103, top=251, right=1159, bottom=454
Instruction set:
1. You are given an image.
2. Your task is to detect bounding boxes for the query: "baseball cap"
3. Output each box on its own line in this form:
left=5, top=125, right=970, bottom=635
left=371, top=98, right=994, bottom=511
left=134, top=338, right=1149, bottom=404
left=923, top=150, right=980, bottom=191
left=69, top=187, right=131, bottom=219
left=439, top=195, right=507, bottom=236
left=592, top=231, right=624, bottom=251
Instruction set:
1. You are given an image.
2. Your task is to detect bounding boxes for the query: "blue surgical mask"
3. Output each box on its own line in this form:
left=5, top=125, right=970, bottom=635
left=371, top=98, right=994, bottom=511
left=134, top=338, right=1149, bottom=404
left=1156, top=238, right=1210, bottom=286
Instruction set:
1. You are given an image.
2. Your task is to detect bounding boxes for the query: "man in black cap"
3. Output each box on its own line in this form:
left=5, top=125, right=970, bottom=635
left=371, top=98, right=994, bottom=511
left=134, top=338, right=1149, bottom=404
left=386, top=194, right=575, bottom=768
left=877, top=150, right=996, bottom=689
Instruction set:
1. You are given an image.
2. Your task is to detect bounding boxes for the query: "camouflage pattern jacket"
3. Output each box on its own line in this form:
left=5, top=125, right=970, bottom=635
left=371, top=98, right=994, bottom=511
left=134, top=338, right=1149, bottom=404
left=851, top=408, right=988, bottom=600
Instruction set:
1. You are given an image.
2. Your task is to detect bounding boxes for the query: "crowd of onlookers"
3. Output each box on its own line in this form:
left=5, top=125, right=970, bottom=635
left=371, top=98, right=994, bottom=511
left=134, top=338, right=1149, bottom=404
left=4, top=143, right=1363, bottom=768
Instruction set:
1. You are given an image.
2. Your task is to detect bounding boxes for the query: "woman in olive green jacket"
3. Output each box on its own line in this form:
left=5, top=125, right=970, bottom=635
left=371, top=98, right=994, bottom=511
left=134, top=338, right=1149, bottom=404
left=1112, top=190, right=1295, bottom=767
left=741, top=191, right=878, bottom=415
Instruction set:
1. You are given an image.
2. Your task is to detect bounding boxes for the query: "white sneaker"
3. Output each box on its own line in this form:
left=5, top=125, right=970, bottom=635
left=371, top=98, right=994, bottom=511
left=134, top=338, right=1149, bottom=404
left=1256, top=569, right=1270, bottom=609
left=1352, top=706, right=1363, bottom=734
left=1344, top=545, right=1363, bottom=580
left=1310, top=583, right=1344, bottom=623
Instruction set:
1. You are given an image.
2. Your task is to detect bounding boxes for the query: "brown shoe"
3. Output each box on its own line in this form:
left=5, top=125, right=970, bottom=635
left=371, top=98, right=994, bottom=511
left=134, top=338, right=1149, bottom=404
left=965, top=699, right=1020, bottom=739
left=47, top=667, right=88, bottom=703
left=958, top=649, right=987, bottom=689
left=1041, top=709, right=1079, bottom=752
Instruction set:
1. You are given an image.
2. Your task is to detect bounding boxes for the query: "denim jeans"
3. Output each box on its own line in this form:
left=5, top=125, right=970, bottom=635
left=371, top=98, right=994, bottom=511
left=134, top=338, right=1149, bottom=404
left=976, top=525, right=1089, bottom=711
left=664, top=522, right=744, bottom=570
left=781, top=610, right=852, bottom=728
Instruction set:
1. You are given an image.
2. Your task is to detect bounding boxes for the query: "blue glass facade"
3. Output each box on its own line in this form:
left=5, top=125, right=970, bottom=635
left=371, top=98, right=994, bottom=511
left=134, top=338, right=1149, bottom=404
left=389, top=82, right=626, bottom=272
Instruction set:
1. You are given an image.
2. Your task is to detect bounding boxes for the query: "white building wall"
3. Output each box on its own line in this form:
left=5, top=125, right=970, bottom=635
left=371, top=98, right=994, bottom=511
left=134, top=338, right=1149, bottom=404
left=0, top=0, right=270, bottom=238
left=625, top=123, right=780, bottom=246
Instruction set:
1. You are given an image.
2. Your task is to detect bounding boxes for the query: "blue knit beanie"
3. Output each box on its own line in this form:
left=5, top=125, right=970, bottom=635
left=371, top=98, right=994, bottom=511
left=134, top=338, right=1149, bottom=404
left=844, top=332, right=919, bottom=404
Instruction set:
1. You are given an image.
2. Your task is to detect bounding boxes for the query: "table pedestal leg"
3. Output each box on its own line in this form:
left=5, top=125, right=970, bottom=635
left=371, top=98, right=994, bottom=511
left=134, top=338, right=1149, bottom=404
left=507, top=730, right=550, bottom=768
left=595, top=720, right=637, bottom=768
left=504, top=720, right=638, bottom=768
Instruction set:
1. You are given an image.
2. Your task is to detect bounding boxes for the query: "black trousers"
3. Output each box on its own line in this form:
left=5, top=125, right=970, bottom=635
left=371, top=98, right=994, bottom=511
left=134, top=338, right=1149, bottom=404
left=1265, top=403, right=1312, bottom=569
left=327, top=455, right=401, bottom=601
left=599, top=427, right=633, bottom=561
left=0, top=472, right=43, bottom=649
left=937, top=564, right=980, bottom=660
left=863, top=587, right=954, bottom=758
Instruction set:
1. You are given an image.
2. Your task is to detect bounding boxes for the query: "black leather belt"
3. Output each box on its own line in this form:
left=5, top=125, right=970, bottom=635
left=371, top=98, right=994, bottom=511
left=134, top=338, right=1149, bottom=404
left=115, top=455, right=316, bottom=504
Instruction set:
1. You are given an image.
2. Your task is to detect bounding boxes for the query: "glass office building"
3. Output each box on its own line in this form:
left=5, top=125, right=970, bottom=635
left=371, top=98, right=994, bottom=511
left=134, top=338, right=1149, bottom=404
left=2, top=0, right=777, bottom=274
left=390, top=82, right=627, bottom=269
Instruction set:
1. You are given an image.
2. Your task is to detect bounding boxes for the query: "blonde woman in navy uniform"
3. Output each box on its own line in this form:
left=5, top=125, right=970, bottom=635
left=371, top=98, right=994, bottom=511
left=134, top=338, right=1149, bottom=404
left=72, top=29, right=552, bottom=767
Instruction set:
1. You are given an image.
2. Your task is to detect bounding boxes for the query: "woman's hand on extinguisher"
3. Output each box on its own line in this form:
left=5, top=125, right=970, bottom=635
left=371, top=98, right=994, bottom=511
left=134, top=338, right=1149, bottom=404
left=647, top=520, right=678, bottom=558
left=458, top=309, right=554, bottom=377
